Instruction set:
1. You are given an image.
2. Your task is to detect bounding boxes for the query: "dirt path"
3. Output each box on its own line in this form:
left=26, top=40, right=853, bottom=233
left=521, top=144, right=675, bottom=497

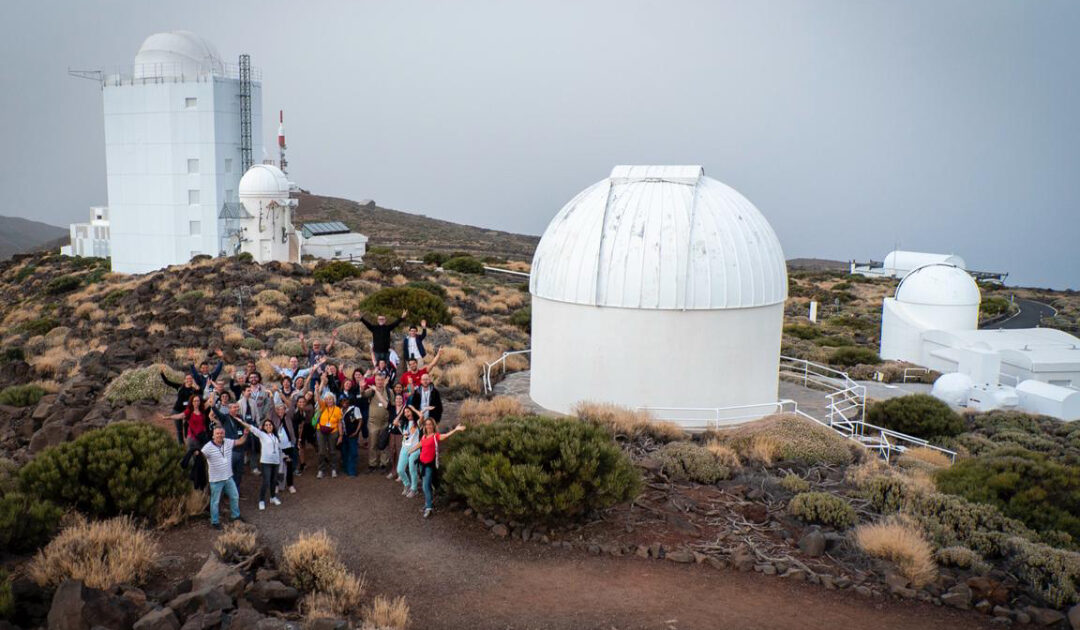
left=240, top=453, right=992, bottom=630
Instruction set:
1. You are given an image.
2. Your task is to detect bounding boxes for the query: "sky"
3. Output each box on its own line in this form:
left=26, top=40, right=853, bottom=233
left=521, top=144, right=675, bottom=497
left=2, top=1, right=1078, bottom=289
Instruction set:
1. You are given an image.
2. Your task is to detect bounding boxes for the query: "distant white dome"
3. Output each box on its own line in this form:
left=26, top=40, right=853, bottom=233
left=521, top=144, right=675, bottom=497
left=895, top=264, right=980, bottom=307
left=529, top=165, right=787, bottom=310
left=884, top=250, right=966, bottom=273
left=133, top=31, right=223, bottom=79
left=239, top=164, right=290, bottom=200
left=931, top=372, right=974, bottom=406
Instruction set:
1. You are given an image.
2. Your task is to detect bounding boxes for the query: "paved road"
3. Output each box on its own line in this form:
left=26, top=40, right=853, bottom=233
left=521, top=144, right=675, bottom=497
left=984, top=298, right=1057, bottom=330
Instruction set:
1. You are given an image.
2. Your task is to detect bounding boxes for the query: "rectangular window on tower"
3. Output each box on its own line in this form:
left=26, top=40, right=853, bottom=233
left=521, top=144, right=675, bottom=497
left=189, top=221, right=201, bottom=236
left=185, top=97, right=197, bottom=109
left=224, top=159, right=232, bottom=173
left=188, top=190, right=200, bottom=205
left=187, top=159, right=199, bottom=174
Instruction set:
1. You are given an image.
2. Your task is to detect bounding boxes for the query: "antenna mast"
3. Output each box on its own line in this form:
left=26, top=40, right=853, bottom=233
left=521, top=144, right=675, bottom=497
left=238, top=54, right=253, bottom=172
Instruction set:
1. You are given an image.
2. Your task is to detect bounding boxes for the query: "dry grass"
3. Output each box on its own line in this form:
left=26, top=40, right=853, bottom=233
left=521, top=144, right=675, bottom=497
left=391, top=274, right=408, bottom=286
left=504, top=352, right=530, bottom=372
left=458, top=397, right=525, bottom=425
left=844, top=459, right=889, bottom=487
left=29, top=516, right=159, bottom=589
left=743, top=435, right=783, bottom=466
left=28, top=379, right=61, bottom=394
left=43, top=326, right=71, bottom=347
left=573, top=402, right=687, bottom=443
left=705, top=441, right=742, bottom=469
left=147, top=322, right=168, bottom=335
left=282, top=531, right=365, bottom=620
left=314, top=296, right=350, bottom=324
left=73, top=303, right=105, bottom=321
left=897, top=446, right=952, bottom=469
left=476, top=298, right=510, bottom=314
left=250, top=307, right=285, bottom=328
left=362, top=595, right=410, bottom=630
left=30, top=346, right=74, bottom=378
left=361, top=269, right=382, bottom=282
left=213, top=521, right=258, bottom=561
left=156, top=489, right=208, bottom=529
left=445, top=287, right=467, bottom=301
left=334, top=322, right=369, bottom=347
left=441, top=361, right=485, bottom=394
left=222, top=326, right=245, bottom=346
left=255, top=289, right=289, bottom=307
left=854, top=518, right=937, bottom=587
left=173, top=347, right=202, bottom=363
left=437, top=347, right=467, bottom=365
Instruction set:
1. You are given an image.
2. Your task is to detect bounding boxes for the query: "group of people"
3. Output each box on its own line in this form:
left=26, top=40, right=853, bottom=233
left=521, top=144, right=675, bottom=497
left=160, top=311, right=466, bottom=528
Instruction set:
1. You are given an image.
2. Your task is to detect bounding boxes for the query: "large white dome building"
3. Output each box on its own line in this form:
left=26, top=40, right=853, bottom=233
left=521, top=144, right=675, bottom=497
left=879, top=263, right=980, bottom=363
left=529, top=165, right=788, bottom=424
left=232, top=164, right=300, bottom=264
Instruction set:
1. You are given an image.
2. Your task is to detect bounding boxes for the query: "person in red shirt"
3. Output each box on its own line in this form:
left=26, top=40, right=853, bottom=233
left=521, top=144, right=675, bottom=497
left=399, top=348, right=444, bottom=395
left=162, top=394, right=211, bottom=469
left=409, top=417, right=465, bottom=518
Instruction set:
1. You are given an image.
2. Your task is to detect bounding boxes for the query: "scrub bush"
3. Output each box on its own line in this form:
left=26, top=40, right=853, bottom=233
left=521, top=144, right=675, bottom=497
left=423, top=251, right=448, bottom=266
left=405, top=280, right=447, bottom=299
left=0, top=384, right=46, bottom=407
left=980, top=296, right=1011, bottom=319
left=456, top=397, right=524, bottom=426
left=0, top=347, right=24, bottom=362
left=1004, top=536, right=1080, bottom=607
left=0, top=570, right=11, bottom=620
left=778, top=473, right=810, bottom=493
left=0, top=458, right=62, bottom=552
left=442, top=256, right=485, bottom=275
left=104, top=363, right=184, bottom=404
left=240, top=337, right=265, bottom=351
left=656, top=442, right=731, bottom=484
left=214, top=522, right=258, bottom=562
left=721, top=414, right=855, bottom=467
left=573, top=402, right=687, bottom=444
left=443, top=415, right=641, bottom=524
left=788, top=492, right=856, bottom=529
left=19, top=422, right=189, bottom=522
left=100, top=289, right=129, bottom=308
left=359, top=287, right=450, bottom=328
left=866, top=394, right=963, bottom=439
left=783, top=324, right=820, bottom=340
left=935, top=446, right=1080, bottom=543
left=45, top=275, right=80, bottom=295
left=855, top=519, right=937, bottom=587
left=281, top=530, right=365, bottom=619
left=905, top=491, right=1033, bottom=557
left=15, top=317, right=59, bottom=336
left=508, top=306, right=531, bottom=333
left=313, top=260, right=362, bottom=284
left=28, top=516, right=158, bottom=589
left=363, top=248, right=403, bottom=274
left=861, top=474, right=912, bottom=514
left=828, top=346, right=882, bottom=367
left=935, top=546, right=990, bottom=573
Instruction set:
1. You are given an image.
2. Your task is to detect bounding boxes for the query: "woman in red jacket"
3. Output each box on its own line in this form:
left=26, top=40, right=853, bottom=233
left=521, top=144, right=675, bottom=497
left=409, top=418, right=465, bottom=518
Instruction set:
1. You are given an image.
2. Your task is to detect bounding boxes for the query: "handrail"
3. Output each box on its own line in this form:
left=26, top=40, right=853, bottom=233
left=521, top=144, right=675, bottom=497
left=483, top=350, right=532, bottom=393
left=902, top=367, right=930, bottom=383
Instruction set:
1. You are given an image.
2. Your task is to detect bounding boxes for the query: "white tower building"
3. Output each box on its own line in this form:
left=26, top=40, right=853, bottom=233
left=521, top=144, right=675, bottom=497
left=101, top=31, right=263, bottom=273
left=233, top=164, right=300, bottom=264
left=529, top=166, right=788, bottom=426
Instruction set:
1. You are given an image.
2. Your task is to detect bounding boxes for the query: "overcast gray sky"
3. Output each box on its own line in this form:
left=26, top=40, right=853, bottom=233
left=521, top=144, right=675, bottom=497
left=3, top=1, right=1078, bottom=289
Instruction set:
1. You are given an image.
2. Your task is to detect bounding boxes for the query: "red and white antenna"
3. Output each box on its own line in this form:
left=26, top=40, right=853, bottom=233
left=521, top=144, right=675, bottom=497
left=277, top=110, right=288, bottom=175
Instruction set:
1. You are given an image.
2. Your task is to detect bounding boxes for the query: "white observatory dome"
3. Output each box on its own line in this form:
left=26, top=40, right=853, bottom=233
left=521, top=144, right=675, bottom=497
left=895, top=263, right=980, bottom=307
left=530, top=165, right=787, bottom=310
left=931, top=372, right=974, bottom=407
left=239, top=164, right=291, bottom=200
left=133, top=31, right=224, bottom=79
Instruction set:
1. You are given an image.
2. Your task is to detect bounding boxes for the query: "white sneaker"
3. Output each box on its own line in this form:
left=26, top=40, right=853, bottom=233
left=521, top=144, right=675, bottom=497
left=423, top=508, right=432, bottom=518
left=401, top=486, right=408, bottom=496
left=386, top=472, right=395, bottom=480
left=258, top=501, right=266, bottom=511
left=289, top=486, right=297, bottom=494
left=316, top=470, right=324, bottom=479
left=406, top=489, right=416, bottom=499
left=331, top=469, right=338, bottom=478
left=270, top=497, right=282, bottom=506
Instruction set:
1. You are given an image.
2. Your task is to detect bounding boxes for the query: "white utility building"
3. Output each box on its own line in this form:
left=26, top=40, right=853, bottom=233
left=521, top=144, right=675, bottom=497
left=229, top=164, right=301, bottom=264
left=95, top=31, right=263, bottom=273
left=529, top=165, right=788, bottom=425
left=60, top=206, right=110, bottom=258
left=300, top=222, right=369, bottom=261
left=851, top=250, right=966, bottom=279
left=880, top=263, right=1080, bottom=420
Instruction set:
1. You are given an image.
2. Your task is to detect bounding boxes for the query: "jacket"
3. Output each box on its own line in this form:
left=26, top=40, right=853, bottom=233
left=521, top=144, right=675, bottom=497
left=408, top=385, right=443, bottom=423
left=401, top=328, right=428, bottom=361
left=190, top=361, right=223, bottom=392
left=239, top=387, right=273, bottom=426
left=362, top=316, right=404, bottom=354
left=161, top=372, right=199, bottom=414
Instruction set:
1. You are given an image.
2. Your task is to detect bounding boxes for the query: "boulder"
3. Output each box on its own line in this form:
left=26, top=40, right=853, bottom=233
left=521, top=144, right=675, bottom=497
left=243, top=581, right=299, bottom=613
left=134, top=608, right=181, bottom=630
left=665, top=550, right=695, bottom=564
left=1025, top=606, right=1065, bottom=626
left=192, top=556, right=246, bottom=599
left=178, top=610, right=223, bottom=630
left=1069, top=603, right=1080, bottom=630
left=798, top=529, right=826, bottom=557
left=168, top=586, right=234, bottom=620
left=224, top=609, right=264, bottom=630
left=29, top=422, right=70, bottom=454
left=491, top=524, right=508, bottom=538
left=47, top=580, right=140, bottom=630
left=731, top=545, right=755, bottom=572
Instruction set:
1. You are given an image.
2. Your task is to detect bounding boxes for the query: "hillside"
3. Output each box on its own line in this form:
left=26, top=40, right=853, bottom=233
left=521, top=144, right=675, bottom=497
left=295, top=193, right=539, bottom=261
left=0, top=216, right=67, bottom=259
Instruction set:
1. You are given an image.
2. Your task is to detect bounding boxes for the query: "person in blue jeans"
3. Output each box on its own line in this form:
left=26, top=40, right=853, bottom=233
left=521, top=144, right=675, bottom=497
left=396, top=406, right=422, bottom=497
left=409, top=418, right=466, bottom=518
left=201, top=425, right=249, bottom=529
left=340, top=397, right=362, bottom=476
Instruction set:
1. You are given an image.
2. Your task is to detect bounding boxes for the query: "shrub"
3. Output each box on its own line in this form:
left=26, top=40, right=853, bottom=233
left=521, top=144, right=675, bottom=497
left=423, top=251, right=449, bottom=266
left=364, top=595, right=409, bottom=630
left=866, top=394, right=963, bottom=439
left=240, top=337, right=265, bottom=351
left=275, top=339, right=305, bottom=357
left=656, top=442, right=731, bottom=484
left=778, top=473, right=810, bottom=493
left=442, top=256, right=485, bottom=274
left=443, top=416, right=641, bottom=524
left=1004, top=536, right=1080, bottom=607
left=255, top=289, right=289, bottom=306
left=178, top=290, right=204, bottom=306
left=509, top=306, right=531, bottom=333
left=45, top=275, right=80, bottom=295
left=0, top=490, right=63, bottom=552
left=100, top=289, right=129, bottom=308
left=0, top=347, right=24, bottom=362
left=721, top=414, right=855, bottom=467
left=783, top=324, right=820, bottom=340
left=155, top=489, right=209, bottom=529
left=828, top=346, right=882, bottom=367
left=281, top=531, right=365, bottom=618
left=15, top=264, right=36, bottom=282
left=935, top=546, right=990, bottom=573
left=214, top=522, right=258, bottom=562
left=855, top=519, right=937, bottom=587
left=313, top=260, right=362, bottom=284
left=788, top=492, right=856, bottom=529
left=980, top=296, right=1011, bottom=319
left=359, top=287, right=449, bottom=328
left=705, top=441, right=741, bottom=469
left=905, top=491, right=1033, bottom=557
left=236, top=252, right=255, bottom=263
left=935, top=447, right=1080, bottom=543
left=897, top=446, right=952, bottom=470
left=104, top=363, right=184, bottom=404
left=29, top=516, right=159, bottom=589
left=405, top=280, right=447, bottom=299
left=16, top=317, right=59, bottom=336
left=20, top=422, right=190, bottom=522
left=363, top=248, right=404, bottom=274
left=0, top=384, right=46, bottom=407
left=457, top=397, right=524, bottom=425
left=573, top=402, right=686, bottom=444
left=0, top=569, right=11, bottom=620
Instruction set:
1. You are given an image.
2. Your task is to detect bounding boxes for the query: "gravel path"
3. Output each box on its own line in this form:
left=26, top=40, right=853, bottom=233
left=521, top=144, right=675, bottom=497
left=238, top=446, right=993, bottom=630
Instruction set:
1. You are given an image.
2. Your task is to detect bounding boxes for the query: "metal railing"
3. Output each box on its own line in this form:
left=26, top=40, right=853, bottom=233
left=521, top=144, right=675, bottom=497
left=638, top=400, right=801, bottom=429
left=483, top=350, right=532, bottom=393
left=902, top=367, right=931, bottom=383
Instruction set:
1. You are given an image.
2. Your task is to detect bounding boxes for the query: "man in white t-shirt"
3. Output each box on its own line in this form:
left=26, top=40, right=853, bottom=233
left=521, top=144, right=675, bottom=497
left=202, top=425, right=249, bottom=529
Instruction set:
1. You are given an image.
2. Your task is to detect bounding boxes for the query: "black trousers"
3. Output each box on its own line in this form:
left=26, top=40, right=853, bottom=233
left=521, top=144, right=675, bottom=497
left=259, top=463, right=279, bottom=502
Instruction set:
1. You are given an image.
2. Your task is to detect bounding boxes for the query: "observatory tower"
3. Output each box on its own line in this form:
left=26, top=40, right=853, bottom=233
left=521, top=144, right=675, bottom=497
left=529, top=166, right=788, bottom=423
left=98, top=31, right=263, bottom=273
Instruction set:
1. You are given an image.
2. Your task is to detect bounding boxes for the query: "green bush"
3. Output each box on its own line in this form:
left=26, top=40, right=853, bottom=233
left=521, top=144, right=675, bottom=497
left=443, top=416, right=641, bottom=524
left=236, top=252, right=255, bottom=263
left=788, top=492, right=856, bottom=529
left=240, top=337, right=265, bottom=351
left=828, top=346, right=882, bottom=367
left=14, top=264, right=36, bottom=282
left=15, top=317, right=59, bottom=336
left=778, top=473, right=810, bottom=493
left=866, top=394, right=963, bottom=439
left=726, top=414, right=855, bottom=467
left=935, top=447, right=1080, bottom=543
left=905, top=491, right=1033, bottom=557
left=423, top=251, right=449, bottom=266
left=935, top=546, right=989, bottom=573
left=20, top=422, right=189, bottom=522
left=656, top=442, right=731, bottom=484
left=275, top=339, right=305, bottom=357
left=105, top=364, right=185, bottom=404
left=0, top=384, right=46, bottom=407
left=0, top=347, right=24, bottom=362
left=0, top=491, right=63, bottom=553
left=861, top=475, right=910, bottom=514
left=980, top=296, right=1011, bottom=319
left=0, top=569, right=12, bottom=620
left=405, top=280, right=447, bottom=299
left=178, top=290, right=204, bottom=305
left=442, top=256, right=485, bottom=275
left=509, top=306, right=531, bottom=333
left=783, top=324, right=820, bottom=340
left=100, top=289, right=129, bottom=308
left=1004, top=536, right=1080, bottom=607
left=313, top=260, right=362, bottom=284
left=359, top=287, right=450, bottom=328
left=45, top=275, right=81, bottom=295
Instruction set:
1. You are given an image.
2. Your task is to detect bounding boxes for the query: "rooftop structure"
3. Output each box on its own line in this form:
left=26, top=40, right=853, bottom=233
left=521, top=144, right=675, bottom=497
left=60, top=206, right=110, bottom=259
left=229, top=164, right=300, bottom=264
left=300, top=222, right=368, bottom=262
left=851, top=250, right=1007, bottom=284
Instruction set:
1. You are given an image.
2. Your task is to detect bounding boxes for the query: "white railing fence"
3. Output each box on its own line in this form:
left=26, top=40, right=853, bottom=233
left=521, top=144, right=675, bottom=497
left=483, top=350, right=532, bottom=393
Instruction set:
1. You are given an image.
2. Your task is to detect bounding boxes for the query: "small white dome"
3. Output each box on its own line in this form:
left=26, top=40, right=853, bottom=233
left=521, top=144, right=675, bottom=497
left=895, top=263, right=980, bottom=307
left=133, top=31, right=223, bottom=79
left=530, top=165, right=787, bottom=310
left=239, top=164, right=290, bottom=200
left=931, top=372, right=974, bottom=406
